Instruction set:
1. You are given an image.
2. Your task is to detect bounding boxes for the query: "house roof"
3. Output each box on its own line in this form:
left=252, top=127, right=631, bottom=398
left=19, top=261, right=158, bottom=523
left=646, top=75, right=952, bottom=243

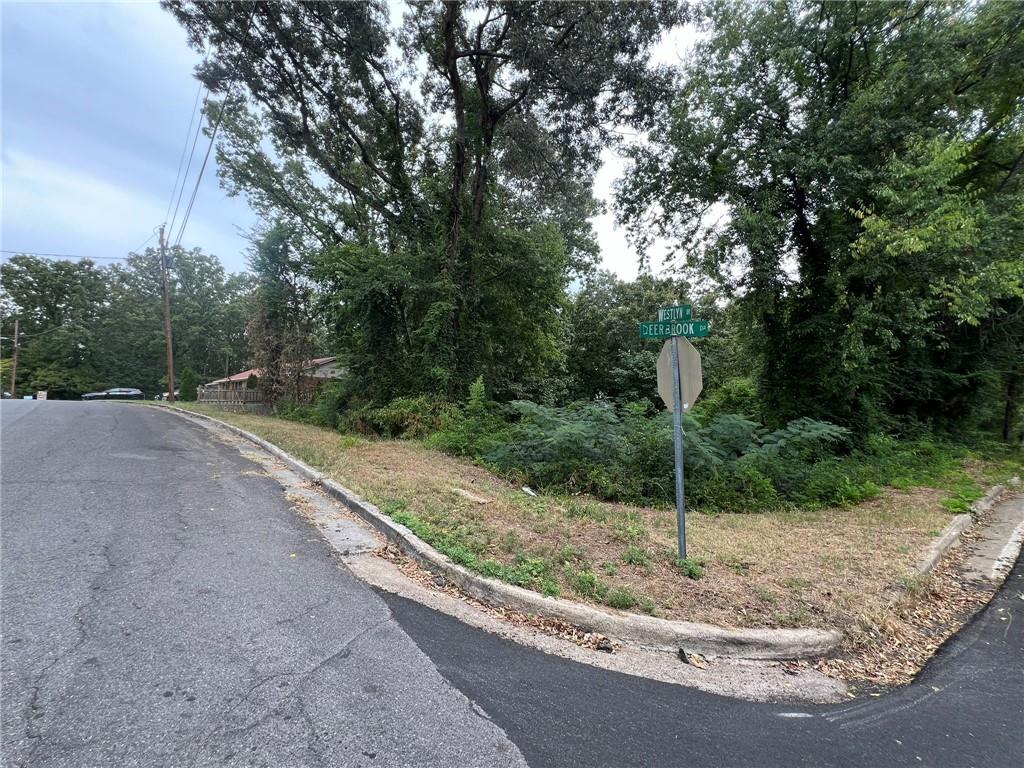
left=206, top=368, right=259, bottom=386
left=204, top=357, right=337, bottom=387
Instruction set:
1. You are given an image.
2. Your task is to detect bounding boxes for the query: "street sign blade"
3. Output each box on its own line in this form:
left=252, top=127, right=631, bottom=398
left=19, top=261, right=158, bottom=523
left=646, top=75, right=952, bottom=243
left=639, top=319, right=709, bottom=339
left=658, top=305, right=692, bottom=322
left=640, top=321, right=671, bottom=339
left=682, top=320, right=709, bottom=338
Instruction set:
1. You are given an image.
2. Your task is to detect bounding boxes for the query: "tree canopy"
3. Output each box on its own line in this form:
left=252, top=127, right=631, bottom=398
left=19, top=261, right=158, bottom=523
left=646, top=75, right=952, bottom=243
left=4, top=0, right=1019, bottom=446
left=163, top=0, right=684, bottom=400
left=0, top=250, right=252, bottom=398
left=617, top=0, right=1023, bottom=435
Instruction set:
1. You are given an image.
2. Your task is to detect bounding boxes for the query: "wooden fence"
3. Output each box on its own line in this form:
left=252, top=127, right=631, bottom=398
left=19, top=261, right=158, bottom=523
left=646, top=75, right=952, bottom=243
left=197, top=388, right=262, bottom=404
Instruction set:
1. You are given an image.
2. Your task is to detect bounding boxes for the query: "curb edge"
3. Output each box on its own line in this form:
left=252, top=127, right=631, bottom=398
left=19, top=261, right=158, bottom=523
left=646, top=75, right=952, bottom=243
left=915, top=484, right=1007, bottom=577
left=155, top=404, right=842, bottom=660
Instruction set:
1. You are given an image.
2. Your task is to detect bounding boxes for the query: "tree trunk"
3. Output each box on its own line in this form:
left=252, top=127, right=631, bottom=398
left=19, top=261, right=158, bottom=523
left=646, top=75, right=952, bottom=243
left=1004, top=367, right=1021, bottom=443
left=442, top=1, right=467, bottom=277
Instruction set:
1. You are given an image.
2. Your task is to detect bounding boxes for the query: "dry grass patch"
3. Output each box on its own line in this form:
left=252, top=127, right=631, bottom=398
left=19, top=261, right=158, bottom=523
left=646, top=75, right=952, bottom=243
left=168, top=402, right=1002, bottom=645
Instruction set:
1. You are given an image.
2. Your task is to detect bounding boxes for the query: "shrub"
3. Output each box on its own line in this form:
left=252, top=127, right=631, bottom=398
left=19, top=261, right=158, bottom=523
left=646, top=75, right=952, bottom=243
left=566, top=568, right=608, bottom=600
left=348, top=395, right=456, bottom=438
left=178, top=367, right=198, bottom=402
left=426, top=389, right=878, bottom=513
left=693, top=376, right=762, bottom=422
left=618, top=402, right=676, bottom=500
left=621, top=546, right=652, bottom=569
left=427, top=376, right=508, bottom=456
left=799, top=459, right=880, bottom=506
left=604, top=586, right=640, bottom=609
left=280, top=381, right=347, bottom=429
left=692, top=463, right=781, bottom=511
left=310, top=381, right=347, bottom=429
left=485, top=400, right=625, bottom=496
left=674, top=557, right=705, bottom=580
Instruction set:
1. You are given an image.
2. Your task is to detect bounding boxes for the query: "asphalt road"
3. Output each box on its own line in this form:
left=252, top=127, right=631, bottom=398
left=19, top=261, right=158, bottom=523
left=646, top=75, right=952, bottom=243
left=1, top=402, right=525, bottom=767
left=2, top=401, right=1022, bottom=767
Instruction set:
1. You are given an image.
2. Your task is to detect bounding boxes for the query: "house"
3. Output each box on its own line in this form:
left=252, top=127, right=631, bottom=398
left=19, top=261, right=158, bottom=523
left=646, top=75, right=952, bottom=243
left=199, top=357, right=344, bottom=405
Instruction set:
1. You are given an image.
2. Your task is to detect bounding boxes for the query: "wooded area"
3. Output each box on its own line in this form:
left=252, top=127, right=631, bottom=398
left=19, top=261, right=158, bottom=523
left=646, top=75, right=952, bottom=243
left=2, top=1, right=1021, bottom=452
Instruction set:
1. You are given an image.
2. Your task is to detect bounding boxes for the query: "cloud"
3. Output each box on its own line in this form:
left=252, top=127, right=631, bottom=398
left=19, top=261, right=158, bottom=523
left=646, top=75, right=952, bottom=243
left=1, top=149, right=250, bottom=266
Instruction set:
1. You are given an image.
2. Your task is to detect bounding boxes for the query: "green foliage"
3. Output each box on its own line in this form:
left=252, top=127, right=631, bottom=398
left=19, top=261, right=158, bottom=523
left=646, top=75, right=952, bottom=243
left=674, top=558, right=705, bottom=581
left=621, top=546, right=653, bottom=569
left=426, top=377, right=508, bottom=455
left=179, top=367, right=198, bottom=402
left=380, top=502, right=565, bottom=593
left=26, top=365, right=103, bottom=401
left=347, top=395, right=457, bottom=439
left=566, top=568, right=608, bottom=601
left=618, top=0, right=1024, bottom=438
left=246, top=225, right=315, bottom=407
left=485, top=400, right=624, bottom=496
left=692, top=377, right=761, bottom=423
left=279, top=381, right=349, bottom=430
left=0, top=251, right=251, bottom=399
left=564, top=273, right=754, bottom=405
left=454, top=399, right=854, bottom=511
left=604, top=587, right=640, bottom=610
left=563, top=499, right=608, bottom=523
left=169, top=1, right=682, bottom=404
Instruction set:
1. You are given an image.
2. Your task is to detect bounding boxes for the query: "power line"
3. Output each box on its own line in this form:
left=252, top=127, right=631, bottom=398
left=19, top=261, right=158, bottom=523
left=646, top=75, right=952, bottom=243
left=130, top=228, right=161, bottom=254
left=2, top=227, right=162, bottom=263
left=165, top=81, right=206, bottom=226
left=167, top=90, right=210, bottom=239
left=173, top=95, right=231, bottom=248
left=172, top=6, right=258, bottom=250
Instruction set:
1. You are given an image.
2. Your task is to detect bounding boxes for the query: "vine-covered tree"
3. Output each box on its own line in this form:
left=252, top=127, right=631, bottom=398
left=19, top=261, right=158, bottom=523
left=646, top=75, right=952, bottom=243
left=245, top=225, right=316, bottom=406
left=163, top=0, right=684, bottom=401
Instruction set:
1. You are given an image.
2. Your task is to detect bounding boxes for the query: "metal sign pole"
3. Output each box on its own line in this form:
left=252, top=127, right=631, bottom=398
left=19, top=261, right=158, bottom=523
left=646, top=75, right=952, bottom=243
left=670, top=336, right=687, bottom=559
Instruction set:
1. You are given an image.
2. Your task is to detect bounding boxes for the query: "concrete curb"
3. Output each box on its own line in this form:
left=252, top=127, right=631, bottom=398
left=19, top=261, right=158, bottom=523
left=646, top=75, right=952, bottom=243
left=916, top=514, right=974, bottom=576
left=971, top=484, right=1006, bottom=515
left=914, top=484, right=1007, bottom=577
left=154, top=404, right=842, bottom=660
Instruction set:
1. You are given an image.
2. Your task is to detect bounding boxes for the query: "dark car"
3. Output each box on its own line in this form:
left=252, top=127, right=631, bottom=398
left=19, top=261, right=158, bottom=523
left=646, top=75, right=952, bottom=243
left=81, top=387, right=145, bottom=401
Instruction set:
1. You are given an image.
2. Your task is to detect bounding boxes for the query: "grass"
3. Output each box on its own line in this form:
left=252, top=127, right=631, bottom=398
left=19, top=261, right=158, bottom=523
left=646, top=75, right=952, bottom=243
left=166, top=402, right=1022, bottom=633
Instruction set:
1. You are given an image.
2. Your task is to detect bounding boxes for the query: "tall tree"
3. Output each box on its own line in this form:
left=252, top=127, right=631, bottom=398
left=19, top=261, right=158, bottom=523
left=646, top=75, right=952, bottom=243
left=618, top=0, right=1024, bottom=435
left=0, top=256, right=110, bottom=397
left=246, top=225, right=316, bottom=406
left=163, top=0, right=684, bottom=400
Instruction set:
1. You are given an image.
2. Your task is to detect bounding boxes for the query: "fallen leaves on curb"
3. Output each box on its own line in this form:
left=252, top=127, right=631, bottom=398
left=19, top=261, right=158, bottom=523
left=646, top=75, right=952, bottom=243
left=375, top=544, right=620, bottom=653
left=815, top=515, right=999, bottom=687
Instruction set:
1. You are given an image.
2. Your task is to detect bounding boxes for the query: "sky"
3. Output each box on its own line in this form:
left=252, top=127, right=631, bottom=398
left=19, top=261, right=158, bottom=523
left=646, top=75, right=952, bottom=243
left=1, top=1, right=690, bottom=278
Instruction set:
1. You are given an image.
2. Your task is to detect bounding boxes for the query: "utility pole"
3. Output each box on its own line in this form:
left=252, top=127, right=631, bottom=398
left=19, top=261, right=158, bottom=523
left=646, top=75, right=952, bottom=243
left=9, top=318, right=19, bottom=396
left=159, top=225, right=176, bottom=403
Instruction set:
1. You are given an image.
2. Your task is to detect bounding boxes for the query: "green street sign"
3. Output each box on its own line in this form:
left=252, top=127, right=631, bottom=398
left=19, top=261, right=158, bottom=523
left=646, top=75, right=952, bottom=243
left=658, top=305, right=692, bottom=322
left=639, top=320, right=709, bottom=339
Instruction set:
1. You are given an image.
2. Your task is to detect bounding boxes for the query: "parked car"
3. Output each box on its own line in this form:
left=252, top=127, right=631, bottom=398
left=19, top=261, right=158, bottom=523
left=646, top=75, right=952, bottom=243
left=81, top=388, right=145, bottom=401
